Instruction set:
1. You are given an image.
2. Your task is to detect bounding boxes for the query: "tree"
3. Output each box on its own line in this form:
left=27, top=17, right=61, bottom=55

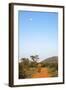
left=30, top=55, right=39, bottom=62
left=20, top=58, right=30, bottom=66
left=19, top=58, right=30, bottom=78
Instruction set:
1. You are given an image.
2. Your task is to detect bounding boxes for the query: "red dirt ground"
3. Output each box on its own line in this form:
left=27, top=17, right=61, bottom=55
left=32, top=68, right=51, bottom=78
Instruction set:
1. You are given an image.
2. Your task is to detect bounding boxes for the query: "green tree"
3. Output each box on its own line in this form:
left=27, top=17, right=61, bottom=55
left=30, top=55, right=39, bottom=62
left=19, top=58, right=30, bottom=78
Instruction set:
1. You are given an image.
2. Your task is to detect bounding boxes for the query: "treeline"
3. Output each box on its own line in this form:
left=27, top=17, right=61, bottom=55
left=19, top=55, right=39, bottom=78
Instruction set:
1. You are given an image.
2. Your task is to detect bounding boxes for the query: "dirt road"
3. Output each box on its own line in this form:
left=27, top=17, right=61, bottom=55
left=32, top=68, right=50, bottom=78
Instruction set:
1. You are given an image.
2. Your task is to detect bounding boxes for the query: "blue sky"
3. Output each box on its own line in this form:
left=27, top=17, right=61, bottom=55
left=18, top=11, right=58, bottom=61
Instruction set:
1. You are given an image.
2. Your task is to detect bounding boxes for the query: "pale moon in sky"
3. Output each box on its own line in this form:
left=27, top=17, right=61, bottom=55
left=29, top=18, right=32, bottom=21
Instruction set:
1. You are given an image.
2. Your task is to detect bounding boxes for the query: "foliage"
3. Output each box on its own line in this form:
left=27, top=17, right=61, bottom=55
left=19, top=56, right=58, bottom=78
left=30, top=55, right=39, bottom=62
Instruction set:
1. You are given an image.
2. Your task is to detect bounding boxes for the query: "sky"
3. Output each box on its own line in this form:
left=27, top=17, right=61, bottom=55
left=18, top=11, right=58, bottom=61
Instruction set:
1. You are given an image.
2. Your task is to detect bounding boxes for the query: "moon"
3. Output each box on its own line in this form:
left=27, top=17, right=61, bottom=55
left=29, top=18, right=32, bottom=21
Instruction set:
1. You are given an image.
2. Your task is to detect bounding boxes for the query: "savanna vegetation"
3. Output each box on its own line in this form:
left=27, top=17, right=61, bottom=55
left=19, top=55, right=58, bottom=79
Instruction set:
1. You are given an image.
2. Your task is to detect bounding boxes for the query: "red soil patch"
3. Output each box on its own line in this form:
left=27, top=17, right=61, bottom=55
left=32, top=68, right=50, bottom=78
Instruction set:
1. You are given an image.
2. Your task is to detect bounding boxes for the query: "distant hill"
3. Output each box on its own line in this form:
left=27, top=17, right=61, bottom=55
left=40, top=56, right=58, bottom=68
left=41, top=56, right=58, bottom=63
